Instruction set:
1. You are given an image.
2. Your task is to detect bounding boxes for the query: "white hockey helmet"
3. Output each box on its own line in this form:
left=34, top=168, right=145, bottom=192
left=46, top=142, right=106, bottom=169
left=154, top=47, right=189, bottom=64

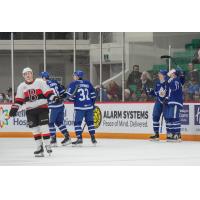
left=167, top=69, right=176, bottom=77
left=22, top=67, right=33, bottom=74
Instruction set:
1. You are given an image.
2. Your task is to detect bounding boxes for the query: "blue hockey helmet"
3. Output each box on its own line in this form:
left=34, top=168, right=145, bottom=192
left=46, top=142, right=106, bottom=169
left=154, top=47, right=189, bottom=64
left=73, top=70, right=84, bottom=78
left=40, top=71, right=49, bottom=79
left=158, top=69, right=168, bottom=76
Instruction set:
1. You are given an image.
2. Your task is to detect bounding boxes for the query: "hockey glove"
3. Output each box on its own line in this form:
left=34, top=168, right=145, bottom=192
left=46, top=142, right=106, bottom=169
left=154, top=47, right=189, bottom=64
left=9, top=105, right=19, bottom=117
left=53, top=96, right=61, bottom=103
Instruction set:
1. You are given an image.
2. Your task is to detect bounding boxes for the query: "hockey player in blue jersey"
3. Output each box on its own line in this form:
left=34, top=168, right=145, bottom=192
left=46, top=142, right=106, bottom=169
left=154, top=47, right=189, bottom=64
left=40, top=71, right=71, bottom=146
left=165, top=68, right=184, bottom=142
left=65, top=70, right=97, bottom=146
left=145, top=69, right=168, bottom=141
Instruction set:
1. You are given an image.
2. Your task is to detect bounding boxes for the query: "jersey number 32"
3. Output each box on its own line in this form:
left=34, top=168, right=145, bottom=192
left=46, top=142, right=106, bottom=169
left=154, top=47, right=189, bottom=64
left=78, top=88, right=90, bottom=101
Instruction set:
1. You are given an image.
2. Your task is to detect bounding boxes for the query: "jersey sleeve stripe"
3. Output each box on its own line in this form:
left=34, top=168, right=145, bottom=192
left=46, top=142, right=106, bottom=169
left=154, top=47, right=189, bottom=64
left=44, top=90, right=54, bottom=98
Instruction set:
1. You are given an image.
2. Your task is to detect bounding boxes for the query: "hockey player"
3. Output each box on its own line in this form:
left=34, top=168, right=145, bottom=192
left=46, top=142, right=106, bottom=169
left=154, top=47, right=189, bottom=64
left=40, top=71, right=71, bottom=147
left=145, top=69, right=168, bottom=140
left=65, top=70, right=97, bottom=146
left=165, top=68, right=184, bottom=141
left=9, top=67, right=60, bottom=157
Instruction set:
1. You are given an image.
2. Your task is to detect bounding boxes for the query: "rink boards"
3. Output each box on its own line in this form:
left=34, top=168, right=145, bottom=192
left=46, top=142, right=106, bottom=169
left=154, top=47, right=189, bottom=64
left=0, top=102, right=200, bottom=141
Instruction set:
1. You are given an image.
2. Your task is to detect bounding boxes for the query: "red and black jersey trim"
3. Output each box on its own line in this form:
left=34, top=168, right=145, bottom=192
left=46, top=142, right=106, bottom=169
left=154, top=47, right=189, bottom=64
left=15, top=98, right=24, bottom=105
left=44, top=90, right=54, bottom=99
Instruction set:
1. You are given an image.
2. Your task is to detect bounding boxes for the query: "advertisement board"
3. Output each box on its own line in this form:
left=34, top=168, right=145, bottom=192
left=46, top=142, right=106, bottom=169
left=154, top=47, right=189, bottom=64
left=0, top=103, right=200, bottom=139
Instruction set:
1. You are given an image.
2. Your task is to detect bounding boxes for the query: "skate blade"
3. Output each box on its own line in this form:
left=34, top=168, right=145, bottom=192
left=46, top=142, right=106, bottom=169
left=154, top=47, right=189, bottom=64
left=72, top=143, right=83, bottom=147
left=91, top=142, right=97, bottom=146
left=51, top=143, right=58, bottom=147
left=149, top=138, right=159, bottom=142
left=166, top=139, right=181, bottom=143
left=62, top=141, right=72, bottom=146
left=35, top=153, right=44, bottom=157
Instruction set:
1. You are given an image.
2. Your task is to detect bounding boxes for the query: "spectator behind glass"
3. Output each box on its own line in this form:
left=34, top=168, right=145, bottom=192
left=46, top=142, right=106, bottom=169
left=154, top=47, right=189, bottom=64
left=194, top=91, right=200, bottom=102
left=124, top=89, right=131, bottom=102
left=186, top=63, right=199, bottom=83
left=127, top=65, right=142, bottom=91
left=106, top=81, right=121, bottom=101
left=188, top=79, right=200, bottom=100
left=95, top=85, right=109, bottom=102
left=5, top=87, right=13, bottom=103
left=0, top=93, right=7, bottom=103
left=138, top=91, right=148, bottom=102
left=140, top=71, right=154, bottom=90
left=192, top=48, right=200, bottom=64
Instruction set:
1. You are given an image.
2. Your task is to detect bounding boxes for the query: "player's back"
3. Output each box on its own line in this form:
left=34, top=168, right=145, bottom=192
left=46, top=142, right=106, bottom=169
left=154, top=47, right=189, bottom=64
left=168, top=77, right=183, bottom=108
left=46, top=79, right=65, bottom=108
left=68, top=79, right=96, bottom=110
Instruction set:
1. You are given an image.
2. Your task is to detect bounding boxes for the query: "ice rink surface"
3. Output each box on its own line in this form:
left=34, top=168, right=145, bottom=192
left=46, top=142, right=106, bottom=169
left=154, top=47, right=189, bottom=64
left=0, top=138, right=200, bottom=166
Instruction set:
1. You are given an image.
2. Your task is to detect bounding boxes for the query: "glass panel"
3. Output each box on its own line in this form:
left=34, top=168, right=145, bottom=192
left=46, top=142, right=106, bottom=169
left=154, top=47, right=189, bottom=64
left=0, top=33, right=12, bottom=103
left=101, top=32, right=123, bottom=102
left=127, top=32, right=200, bottom=102
left=45, top=33, right=74, bottom=88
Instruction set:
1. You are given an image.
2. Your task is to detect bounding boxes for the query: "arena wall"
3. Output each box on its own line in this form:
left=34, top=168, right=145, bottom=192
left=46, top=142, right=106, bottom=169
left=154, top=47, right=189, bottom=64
left=0, top=102, right=200, bottom=141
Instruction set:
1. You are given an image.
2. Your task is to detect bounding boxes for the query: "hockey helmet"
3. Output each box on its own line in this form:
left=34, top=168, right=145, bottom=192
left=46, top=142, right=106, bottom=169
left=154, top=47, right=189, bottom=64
left=73, top=70, right=84, bottom=78
left=167, top=69, right=176, bottom=77
left=158, top=69, right=168, bottom=76
left=22, top=67, right=33, bottom=74
left=40, top=71, right=49, bottom=79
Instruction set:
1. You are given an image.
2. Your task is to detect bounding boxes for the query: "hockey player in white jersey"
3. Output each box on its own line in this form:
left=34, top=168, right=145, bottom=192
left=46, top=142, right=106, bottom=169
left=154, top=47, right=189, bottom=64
left=9, top=67, right=60, bottom=157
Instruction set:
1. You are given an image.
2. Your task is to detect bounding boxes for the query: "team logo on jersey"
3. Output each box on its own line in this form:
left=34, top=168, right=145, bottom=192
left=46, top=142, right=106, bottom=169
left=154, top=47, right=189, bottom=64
left=158, top=87, right=166, bottom=98
left=194, top=105, right=200, bottom=125
left=0, top=106, right=10, bottom=128
left=93, top=106, right=102, bottom=129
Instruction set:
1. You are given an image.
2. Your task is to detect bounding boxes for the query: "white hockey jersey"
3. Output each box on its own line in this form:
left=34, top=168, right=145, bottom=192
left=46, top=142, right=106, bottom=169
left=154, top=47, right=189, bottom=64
left=14, top=78, right=55, bottom=110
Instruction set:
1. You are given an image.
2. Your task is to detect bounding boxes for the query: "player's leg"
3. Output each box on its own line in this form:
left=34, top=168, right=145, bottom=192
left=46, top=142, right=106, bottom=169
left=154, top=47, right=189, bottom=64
left=170, top=105, right=181, bottom=141
left=26, top=109, right=44, bottom=157
left=49, top=108, right=58, bottom=147
left=150, top=102, right=162, bottom=140
left=38, top=108, right=52, bottom=155
left=165, top=105, right=181, bottom=142
left=55, top=106, right=71, bottom=145
left=85, top=109, right=97, bottom=144
left=72, top=110, right=84, bottom=145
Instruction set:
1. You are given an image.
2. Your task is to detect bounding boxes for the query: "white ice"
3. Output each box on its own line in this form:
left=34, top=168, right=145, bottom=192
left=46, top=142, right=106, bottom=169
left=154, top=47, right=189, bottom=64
left=0, top=138, right=200, bottom=166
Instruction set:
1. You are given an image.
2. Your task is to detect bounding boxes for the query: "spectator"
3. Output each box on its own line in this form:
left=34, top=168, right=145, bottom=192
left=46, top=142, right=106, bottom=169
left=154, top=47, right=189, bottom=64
left=192, top=48, right=200, bottom=64
left=106, top=81, right=121, bottom=101
left=188, top=80, right=200, bottom=100
left=186, top=63, right=199, bottom=83
left=5, top=87, right=13, bottom=103
left=194, top=91, right=200, bottom=102
left=140, top=71, right=154, bottom=90
left=130, top=92, right=138, bottom=101
left=0, top=93, right=7, bottom=103
left=138, top=91, right=148, bottom=102
left=124, top=89, right=131, bottom=102
left=95, top=85, right=109, bottom=102
left=127, top=65, right=142, bottom=91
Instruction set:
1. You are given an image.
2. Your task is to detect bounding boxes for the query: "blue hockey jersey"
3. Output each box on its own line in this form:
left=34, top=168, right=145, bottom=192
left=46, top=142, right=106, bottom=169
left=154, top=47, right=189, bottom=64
left=66, top=80, right=96, bottom=110
left=149, top=80, right=168, bottom=104
left=46, top=79, right=65, bottom=108
left=167, top=77, right=183, bottom=108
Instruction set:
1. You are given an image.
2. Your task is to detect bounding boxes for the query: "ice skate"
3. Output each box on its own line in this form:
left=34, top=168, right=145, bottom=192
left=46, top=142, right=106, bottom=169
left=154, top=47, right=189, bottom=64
left=34, top=145, right=44, bottom=157
left=50, top=135, right=57, bottom=147
left=45, top=145, right=52, bottom=156
left=149, top=133, right=159, bottom=141
left=72, top=138, right=83, bottom=147
left=167, top=133, right=180, bottom=142
left=61, top=133, right=72, bottom=146
left=91, top=135, right=97, bottom=146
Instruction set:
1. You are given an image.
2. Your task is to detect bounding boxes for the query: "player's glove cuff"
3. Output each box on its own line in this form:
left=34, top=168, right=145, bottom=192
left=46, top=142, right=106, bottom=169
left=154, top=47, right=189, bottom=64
left=9, top=105, right=19, bottom=117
